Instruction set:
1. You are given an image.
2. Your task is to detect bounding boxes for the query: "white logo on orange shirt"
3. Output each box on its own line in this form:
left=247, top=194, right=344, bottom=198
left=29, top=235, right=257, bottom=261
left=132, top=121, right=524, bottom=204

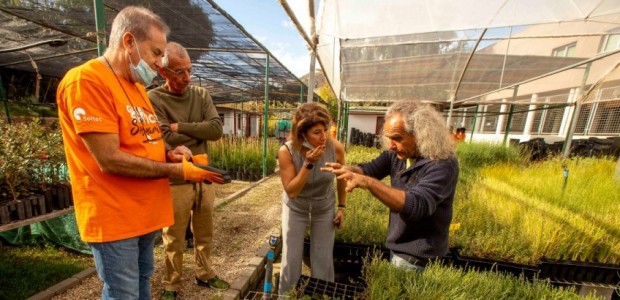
left=73, top=107, right=86, bottom=120
left=126, top=105, right=159, bottom=124
left=73, top=107, right=103, bottom=122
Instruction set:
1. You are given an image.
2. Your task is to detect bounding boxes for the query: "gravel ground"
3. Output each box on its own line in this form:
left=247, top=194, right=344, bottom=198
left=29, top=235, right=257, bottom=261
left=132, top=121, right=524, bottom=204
left=53, top=176, right=283, bottom=300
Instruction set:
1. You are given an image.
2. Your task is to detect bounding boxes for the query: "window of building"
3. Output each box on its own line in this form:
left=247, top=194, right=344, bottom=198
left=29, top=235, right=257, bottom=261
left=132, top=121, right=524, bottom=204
left=552, top=43, right=576, bottom=57
left=600, top=28, right=620, bottom=53
left=219, top=113, right=225, bottom=125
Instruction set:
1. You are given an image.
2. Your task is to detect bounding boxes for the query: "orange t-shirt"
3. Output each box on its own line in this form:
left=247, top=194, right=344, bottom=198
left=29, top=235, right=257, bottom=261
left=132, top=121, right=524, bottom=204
left=57, top=59, right=173, bottom=243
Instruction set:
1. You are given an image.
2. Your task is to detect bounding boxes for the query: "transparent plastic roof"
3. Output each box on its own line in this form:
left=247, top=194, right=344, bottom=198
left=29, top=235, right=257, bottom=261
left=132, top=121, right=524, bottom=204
left=283, top=0, right=620, bottom=108
left=0, top=0, right=312, bottom=104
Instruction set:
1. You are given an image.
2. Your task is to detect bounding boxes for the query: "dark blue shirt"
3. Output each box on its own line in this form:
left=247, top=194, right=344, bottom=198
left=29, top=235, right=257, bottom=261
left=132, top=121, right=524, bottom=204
left=359, top=151, right=459, bottom=259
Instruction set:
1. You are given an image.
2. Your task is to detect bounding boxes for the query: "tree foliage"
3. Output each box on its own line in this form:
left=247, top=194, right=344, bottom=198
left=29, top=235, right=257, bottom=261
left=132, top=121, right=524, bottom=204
left=316, top=83, right=338, bottom=122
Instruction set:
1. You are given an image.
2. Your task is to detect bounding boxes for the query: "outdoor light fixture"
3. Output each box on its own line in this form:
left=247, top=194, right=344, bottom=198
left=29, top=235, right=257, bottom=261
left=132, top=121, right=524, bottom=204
left=0, top=39, right=68, bottom=54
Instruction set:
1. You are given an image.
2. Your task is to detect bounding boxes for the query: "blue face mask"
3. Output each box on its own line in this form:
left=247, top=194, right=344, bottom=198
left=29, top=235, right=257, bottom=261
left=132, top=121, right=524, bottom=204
left=128, top=38, right=158, bottom=86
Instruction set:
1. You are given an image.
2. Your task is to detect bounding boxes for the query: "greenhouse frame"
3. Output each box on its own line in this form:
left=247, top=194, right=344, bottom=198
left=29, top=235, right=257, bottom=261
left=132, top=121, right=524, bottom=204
left=281, top=0, right=620, bottom=149
left=1, top=1, right=619, bottom=299
left=0, top=0, right=318, bottom=108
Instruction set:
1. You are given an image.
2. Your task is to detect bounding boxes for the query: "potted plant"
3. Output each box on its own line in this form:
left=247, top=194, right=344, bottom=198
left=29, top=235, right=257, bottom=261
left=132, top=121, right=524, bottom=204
left=0, top=120, right=40, bottom=222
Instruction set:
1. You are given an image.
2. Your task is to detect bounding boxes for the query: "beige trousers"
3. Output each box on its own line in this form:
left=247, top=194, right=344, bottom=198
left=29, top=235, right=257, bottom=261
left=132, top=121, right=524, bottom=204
left=162, top=183, right=215, bottom=291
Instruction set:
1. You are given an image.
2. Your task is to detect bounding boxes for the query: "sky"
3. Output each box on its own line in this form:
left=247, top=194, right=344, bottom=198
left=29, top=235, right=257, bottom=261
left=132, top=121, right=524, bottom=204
left=215, top=0, right=311, bottom=78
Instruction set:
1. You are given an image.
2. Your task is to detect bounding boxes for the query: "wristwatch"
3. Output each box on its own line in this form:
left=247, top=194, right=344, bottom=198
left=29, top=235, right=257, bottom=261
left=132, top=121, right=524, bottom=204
left=304, top=161, right=314, bottom=169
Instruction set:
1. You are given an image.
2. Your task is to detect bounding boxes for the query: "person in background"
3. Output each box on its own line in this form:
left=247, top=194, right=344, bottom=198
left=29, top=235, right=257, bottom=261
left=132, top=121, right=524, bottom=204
left=277, top=102, right=346, bottom=294
left=323, top=100, right=458, bottom=272
left=455, top=127, right=466, bottom=143
left=149, top=42, right=227, bottom=300
left=56, top=7, right=213, bottom=300
left=329, top=122, right=337, bottom=139
left=276, top=119, right=291, bottom=145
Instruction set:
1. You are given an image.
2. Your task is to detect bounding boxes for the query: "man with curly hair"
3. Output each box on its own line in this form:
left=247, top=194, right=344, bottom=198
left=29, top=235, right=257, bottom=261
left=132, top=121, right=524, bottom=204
left=323, top=100, right=459, bottom=271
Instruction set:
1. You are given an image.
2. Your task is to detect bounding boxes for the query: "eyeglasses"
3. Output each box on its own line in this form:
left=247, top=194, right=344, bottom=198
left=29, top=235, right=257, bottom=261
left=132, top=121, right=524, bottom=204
left=164, top=66, right=193, bottom=77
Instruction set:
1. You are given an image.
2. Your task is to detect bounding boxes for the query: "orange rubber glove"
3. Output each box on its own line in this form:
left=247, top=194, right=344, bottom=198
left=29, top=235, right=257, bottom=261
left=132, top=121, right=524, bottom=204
left=191, top=154, right=209, bottom=165
left=182, top=156, right=226, bottom=184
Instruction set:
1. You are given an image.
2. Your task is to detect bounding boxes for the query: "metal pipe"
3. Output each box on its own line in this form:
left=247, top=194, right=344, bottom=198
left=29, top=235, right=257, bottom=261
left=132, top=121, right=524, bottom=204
left=277, top=0, right=337, bottom=106
left=93, top=0, right=106, bottom=55
left=0, top=40, right=67, bottom=54
left=0, top=7, right=96, bottom=44
left=343, top=102, right=350, bottom=147
left=0, top=48, right=97, bottom=68
left=306, top=0, right=317, bottom=103
left=205, top=0, right=307, bottom=89
left=469, top=104, right=479, bottom=143
left=186, top=47, right=264, bottom=54
left=457, top=48, right=620, bottom=104
left=446, top=29, right=487, bottom=126
left=0, top=76, right=10, bottom=124
left=262, top=55, right=270, bottom=178
left=562, top=63, right=591, bottom=158
left=498, top=26, right=513, bottom=88
left=276, top=0, right=313, bottom=48
left=503, top=87, right=519, bottom=145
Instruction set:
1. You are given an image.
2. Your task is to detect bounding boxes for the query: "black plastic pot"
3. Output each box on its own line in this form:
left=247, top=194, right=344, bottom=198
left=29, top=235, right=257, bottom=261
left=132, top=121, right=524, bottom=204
left=539, top=259, right=620, bottom=285
left=448, top=248, right=537, bottom=280
left=295, top=275, right=365, bottom=300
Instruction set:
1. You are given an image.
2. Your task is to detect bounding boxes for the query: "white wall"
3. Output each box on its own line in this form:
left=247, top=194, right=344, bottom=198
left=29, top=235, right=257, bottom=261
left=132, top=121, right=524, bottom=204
left=250, top=115, right=259, bottom=137
left=348, top=114, right=382, bottom=143
left=221, top=111, right=235, bottom=136
left=220, top=111, right=259, bottom=137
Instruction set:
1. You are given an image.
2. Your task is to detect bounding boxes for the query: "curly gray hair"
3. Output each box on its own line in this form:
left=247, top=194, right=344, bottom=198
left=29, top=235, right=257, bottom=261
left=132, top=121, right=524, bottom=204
left=383, top=100, right=455, bottom=160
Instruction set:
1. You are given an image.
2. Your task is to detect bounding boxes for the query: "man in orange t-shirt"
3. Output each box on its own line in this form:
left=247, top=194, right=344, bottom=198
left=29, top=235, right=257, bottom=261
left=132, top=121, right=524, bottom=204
left=56, top=6, right=216, bottom=300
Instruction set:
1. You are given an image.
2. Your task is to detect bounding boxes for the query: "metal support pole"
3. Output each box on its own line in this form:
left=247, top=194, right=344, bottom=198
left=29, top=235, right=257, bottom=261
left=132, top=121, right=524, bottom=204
left=336, top=99, right=342, bottom=140
left=563, top=63, right=591, bottom=158
left=262, top=55, right=270, bottom=178
left=503, top=104, right=515, bottom=145
left=93, top=0, right=106, bottom=56
left=447, top=28, right=487, bottom=126
left=306, top=0, right=317, bottom=103
left=0, top=76, right=10, bottom=124
left=307, top=51, right=316, bottom=103
left=300, top=84, right=304, bottom=103
left=469, top=104, right=479, bottom=143
left=338, top=102, right=345, bottom=142
left=502, top=86, right=519, bottom=145
left=342, top=102, right=349, bottom=144
left=241, top=92, right=245, bottom=137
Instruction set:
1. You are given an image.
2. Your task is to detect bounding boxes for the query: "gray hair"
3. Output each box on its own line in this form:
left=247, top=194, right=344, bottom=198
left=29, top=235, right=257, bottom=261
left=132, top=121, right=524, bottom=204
left=107, top=6, right=169, bottom=51
left=162, top=42, right=190, bottom=68
left=384, top=100, right=455, bottom=160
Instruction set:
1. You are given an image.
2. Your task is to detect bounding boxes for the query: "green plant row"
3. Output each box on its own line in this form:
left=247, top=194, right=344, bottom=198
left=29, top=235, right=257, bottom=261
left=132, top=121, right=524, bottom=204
left=361, top=256, right=597, bottom=300
left=451, top=156, right=620, bottom=264
left=207, top=136, right=279, bottom=176
left=339, top=142, right=620, bottom=264
left=335, top=145, right=387, bottom=245
left=344, top=144, right=382, bottom=166
left=0, top=118, right=67, bottom=202
left=335, top=186, right=388, bottom=245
